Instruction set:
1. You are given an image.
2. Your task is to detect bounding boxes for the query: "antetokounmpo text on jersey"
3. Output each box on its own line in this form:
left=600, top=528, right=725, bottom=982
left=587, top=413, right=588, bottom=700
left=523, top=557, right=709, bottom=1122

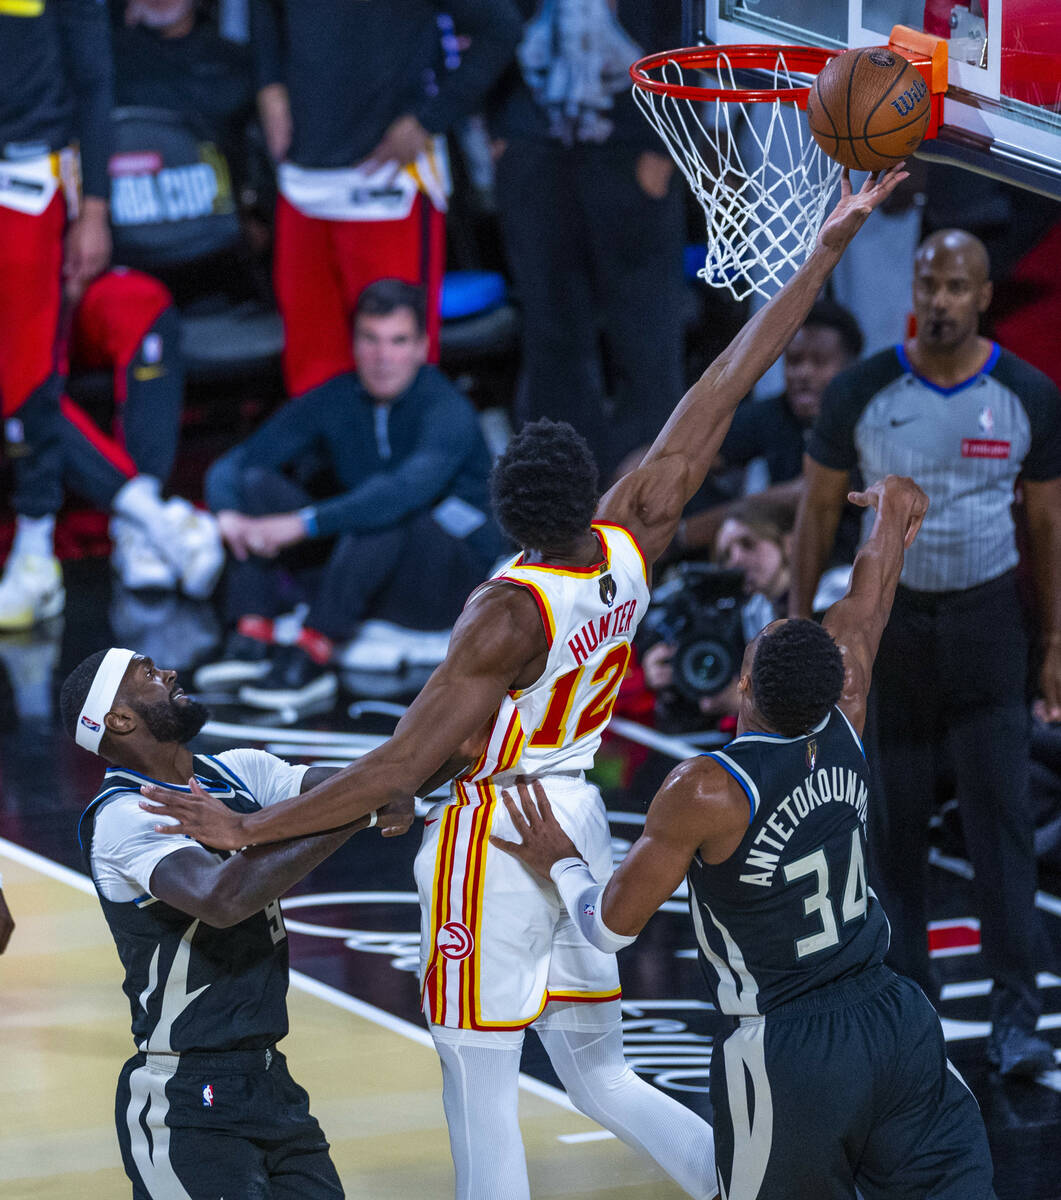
left=740, top=767, right=869, bottom=887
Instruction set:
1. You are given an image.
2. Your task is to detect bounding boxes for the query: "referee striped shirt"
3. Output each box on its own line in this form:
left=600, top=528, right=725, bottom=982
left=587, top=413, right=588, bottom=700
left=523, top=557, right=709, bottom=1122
left=808, top=343, right=1061, bottom=592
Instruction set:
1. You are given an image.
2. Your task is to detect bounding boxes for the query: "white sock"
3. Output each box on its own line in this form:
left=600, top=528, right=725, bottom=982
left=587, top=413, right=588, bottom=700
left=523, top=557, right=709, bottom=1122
left=430, top=1025, right=530, bottom=1200
left=537, top=1001, right=717, bottom=1200
left=10, top=514, right=56, bottom=561
left=112, top=475, right=163, bottom=526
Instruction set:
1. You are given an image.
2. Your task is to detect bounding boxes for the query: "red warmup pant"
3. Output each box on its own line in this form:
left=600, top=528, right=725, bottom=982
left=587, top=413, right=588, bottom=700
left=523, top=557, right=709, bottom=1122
left=61, top=269, right=181, bottom=506
left=274, top=192, right=445, bottom=396
left=0, top=193, right=67, bottom=514
left=0, top=193, right=65, bottom=418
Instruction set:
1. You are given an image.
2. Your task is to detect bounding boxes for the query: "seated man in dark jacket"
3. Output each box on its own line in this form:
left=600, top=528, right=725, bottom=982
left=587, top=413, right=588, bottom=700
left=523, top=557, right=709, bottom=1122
left=201, top=279, right=506, bottom=709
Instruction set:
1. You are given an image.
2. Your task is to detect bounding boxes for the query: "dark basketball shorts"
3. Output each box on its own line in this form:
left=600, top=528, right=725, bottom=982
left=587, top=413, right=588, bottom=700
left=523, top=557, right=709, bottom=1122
left=711, top=966, right=996, bottom=1200
left=115, top=1046, right=343, bottom=1199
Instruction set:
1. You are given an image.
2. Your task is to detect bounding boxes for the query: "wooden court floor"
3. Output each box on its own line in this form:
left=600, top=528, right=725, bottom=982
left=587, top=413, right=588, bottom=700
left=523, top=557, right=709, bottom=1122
left=0, top=843, right=691, bottom=1200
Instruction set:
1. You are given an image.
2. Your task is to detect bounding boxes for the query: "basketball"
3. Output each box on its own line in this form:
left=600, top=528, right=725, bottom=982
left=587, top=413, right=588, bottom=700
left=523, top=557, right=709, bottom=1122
left=806, top=47, right=931, bottom=171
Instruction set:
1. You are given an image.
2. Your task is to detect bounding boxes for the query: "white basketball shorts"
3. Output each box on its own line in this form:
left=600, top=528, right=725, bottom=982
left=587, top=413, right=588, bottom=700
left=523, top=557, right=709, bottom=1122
left=415, top=773, right=621, bottom=1030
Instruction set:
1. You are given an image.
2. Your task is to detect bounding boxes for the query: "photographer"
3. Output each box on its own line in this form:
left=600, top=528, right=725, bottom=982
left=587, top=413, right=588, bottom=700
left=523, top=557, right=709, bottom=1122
left=641, top=496, right=795, bottom=731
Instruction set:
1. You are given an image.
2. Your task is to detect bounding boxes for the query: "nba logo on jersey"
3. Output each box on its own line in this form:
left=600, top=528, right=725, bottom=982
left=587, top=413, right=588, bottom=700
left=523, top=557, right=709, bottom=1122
left=81, top=714, right=101, bottom=733
left=806, top=740, right=818, bottom=771
left=202, top=1084, right=214, bottom=1107
left=978, top=406, right=994, bottom=434
left=599, top=574, right=617, bottom=606
left=582, top=902, right=596, bottom=917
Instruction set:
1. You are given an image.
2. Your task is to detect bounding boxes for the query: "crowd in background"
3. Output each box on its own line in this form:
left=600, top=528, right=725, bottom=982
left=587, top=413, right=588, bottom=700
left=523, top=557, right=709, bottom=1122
left=2, top=0, right=1061, bottom=1073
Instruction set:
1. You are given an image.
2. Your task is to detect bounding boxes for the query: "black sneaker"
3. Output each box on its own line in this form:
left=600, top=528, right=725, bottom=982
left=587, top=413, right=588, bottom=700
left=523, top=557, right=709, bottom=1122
left=193, top=631, right=274, bottom=691
left=986, top=1023, right=1056, bottom=1078
left=238, top=644, right=337, bottom=710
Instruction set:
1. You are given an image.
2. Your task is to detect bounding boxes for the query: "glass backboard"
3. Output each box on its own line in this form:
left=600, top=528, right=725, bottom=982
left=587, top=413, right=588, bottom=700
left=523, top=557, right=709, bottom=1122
left=681, top=0, right=1061, bottom=197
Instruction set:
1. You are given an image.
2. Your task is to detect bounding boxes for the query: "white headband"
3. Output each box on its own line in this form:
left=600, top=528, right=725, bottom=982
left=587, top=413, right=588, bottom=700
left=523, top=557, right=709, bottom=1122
left=76, top=648, right=137, bottom=754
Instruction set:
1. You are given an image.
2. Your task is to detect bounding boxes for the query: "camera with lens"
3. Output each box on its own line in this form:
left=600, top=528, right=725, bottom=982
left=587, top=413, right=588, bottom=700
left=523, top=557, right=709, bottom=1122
left=643, top=563, right=747, bottom=705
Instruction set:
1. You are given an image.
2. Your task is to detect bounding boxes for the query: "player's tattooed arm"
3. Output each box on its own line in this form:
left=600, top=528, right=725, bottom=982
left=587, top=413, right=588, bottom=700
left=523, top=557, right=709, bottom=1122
left=142, top=586, right=545, bottom=848
left=596, top=167, right=910, bottom=567
left=823, top=474, right=928, bottom=735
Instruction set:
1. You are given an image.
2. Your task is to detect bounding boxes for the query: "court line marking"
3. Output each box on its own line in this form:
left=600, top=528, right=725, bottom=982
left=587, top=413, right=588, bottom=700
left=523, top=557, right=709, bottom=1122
left=9, top=821, right=1059, bottom=1098
left=0, top=836, right=577, bottom=1114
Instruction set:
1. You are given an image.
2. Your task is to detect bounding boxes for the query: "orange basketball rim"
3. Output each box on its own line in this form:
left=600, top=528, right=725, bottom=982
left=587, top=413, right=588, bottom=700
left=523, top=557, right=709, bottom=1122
left=629, top=26, right=948, bottom=301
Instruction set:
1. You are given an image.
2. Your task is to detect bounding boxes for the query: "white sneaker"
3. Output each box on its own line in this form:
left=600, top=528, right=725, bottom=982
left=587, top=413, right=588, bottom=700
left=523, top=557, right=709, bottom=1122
left=338, top=620, right=451, bottom=672
left=110, top=516, right=179, bottom=591
left=154, top=498, right=225, bottom=599
left=0, top=554, right=65, bottom=632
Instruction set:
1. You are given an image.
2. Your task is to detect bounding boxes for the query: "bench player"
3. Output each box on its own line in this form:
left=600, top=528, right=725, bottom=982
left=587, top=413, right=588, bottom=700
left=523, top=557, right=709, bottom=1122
left=141, top=167, right=909, bottom=1200
left=496, top=475, right=997, bottom=1200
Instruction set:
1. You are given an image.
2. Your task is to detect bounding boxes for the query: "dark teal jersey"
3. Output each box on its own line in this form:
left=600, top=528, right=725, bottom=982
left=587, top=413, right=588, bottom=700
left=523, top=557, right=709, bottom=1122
left=688, top=707, right=890, bottom=1016
left=78, top=753, right=291, bottom=1053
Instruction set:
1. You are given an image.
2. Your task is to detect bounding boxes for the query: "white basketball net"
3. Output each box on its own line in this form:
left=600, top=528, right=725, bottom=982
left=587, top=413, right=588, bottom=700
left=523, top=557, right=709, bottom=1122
left=633, top=50, right=843, bottom=301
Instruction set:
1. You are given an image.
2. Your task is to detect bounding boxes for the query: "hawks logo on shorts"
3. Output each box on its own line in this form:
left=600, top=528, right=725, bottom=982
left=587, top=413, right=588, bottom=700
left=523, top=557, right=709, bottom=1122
left=416, top=524, right=649, bottom=1030
left=437, top=921, right=474, bottom=960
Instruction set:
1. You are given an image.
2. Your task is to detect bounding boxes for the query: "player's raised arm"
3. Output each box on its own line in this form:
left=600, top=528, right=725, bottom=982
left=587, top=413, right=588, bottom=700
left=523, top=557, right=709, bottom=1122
left=141, top=585, right=546, bottom=849
left=597, top=167, right=909, bottom=565
left=822, top=474, right=928, bottom=735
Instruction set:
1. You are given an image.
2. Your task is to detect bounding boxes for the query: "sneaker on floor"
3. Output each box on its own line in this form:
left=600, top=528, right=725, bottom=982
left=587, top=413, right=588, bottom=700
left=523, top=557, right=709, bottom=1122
left=110, top=516, right=179, bottom=591
left=338, top=620, right=451, bottom=671
left=193, top=631, right=274, bottom=691
left=238, top=644, right=337, bottom=710
left=0, top=554, right=65, bottom=632
left=986, top=1023, right=1056, bottom=1078
left=153, top=498, right=225, bottom=599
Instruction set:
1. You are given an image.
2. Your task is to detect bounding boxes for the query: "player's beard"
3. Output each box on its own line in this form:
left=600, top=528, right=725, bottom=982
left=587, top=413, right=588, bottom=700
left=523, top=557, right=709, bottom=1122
left=136, top=695, right=210, bottom=744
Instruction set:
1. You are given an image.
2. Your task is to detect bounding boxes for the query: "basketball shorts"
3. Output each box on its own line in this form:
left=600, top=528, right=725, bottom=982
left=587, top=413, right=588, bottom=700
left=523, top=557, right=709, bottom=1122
left=115, top=1046, right=343, bottom=1199
left=415, top=773, right=621, bottom=1030
left=711, top=966, right=997, bottom=1200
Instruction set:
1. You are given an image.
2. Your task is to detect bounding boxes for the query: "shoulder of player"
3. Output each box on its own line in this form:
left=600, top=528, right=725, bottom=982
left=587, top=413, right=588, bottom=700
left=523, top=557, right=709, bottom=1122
left=648, top=755, right=750, bottom=845
left=597, top=454, right=689, bottom=531
left=89, top=787, right=168, bottom=851
left=448, top=580, right=547, bottom=666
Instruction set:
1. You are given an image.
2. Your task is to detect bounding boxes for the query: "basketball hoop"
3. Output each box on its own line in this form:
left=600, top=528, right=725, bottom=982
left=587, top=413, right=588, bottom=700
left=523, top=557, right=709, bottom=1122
left=630, top=45, right=844, bottom=301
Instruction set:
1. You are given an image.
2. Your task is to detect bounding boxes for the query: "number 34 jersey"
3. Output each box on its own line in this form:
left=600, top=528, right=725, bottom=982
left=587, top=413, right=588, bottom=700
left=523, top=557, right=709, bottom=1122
left=688, top=707, right=891, bottom=1016
left=460, top=523, right=651, bottom=786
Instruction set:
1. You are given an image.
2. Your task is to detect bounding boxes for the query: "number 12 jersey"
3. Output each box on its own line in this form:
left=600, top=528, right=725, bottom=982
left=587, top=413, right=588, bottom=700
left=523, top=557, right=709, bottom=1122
left=460, top=522, right=651, bottom=786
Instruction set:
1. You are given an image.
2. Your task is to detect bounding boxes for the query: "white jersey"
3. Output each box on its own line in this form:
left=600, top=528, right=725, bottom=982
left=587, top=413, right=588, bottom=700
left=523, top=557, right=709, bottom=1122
left=419, top=524, right=649, bottom=1029
left=460, top=522, right=651, bottom=786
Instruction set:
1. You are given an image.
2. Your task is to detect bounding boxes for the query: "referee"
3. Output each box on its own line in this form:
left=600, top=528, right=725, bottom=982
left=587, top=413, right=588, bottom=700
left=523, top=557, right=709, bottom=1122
left=790, top=229, right=1061, bottom=1077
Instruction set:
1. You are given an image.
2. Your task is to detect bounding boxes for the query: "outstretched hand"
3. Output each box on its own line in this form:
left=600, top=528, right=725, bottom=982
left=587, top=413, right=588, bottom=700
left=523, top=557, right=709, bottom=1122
left=140, top=778, right=248, bottom=851
left=817, top=165, right=910, bottom=254
left=377, top=794, right=415, bottom=838
left=848, top=474, right=929, bottom=548
left=489, top=778, right=580, bottom=879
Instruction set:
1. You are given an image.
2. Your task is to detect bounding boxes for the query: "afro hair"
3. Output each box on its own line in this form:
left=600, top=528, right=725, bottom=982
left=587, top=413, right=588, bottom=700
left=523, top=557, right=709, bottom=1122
left=490, top=418, right=599, bottom=550
left=751, top=619, right=844, bottom=737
